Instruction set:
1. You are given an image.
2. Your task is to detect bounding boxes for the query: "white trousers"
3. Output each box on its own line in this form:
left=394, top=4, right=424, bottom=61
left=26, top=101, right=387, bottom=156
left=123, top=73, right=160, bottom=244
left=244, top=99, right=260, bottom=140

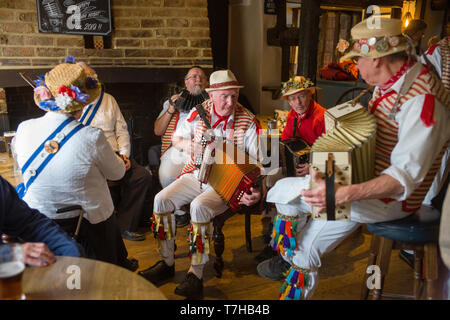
left=154, top=172, right=229, bottom=267
left=267, top=176, right=440, bottom=299
left=159, top=147, right=191, bottom=216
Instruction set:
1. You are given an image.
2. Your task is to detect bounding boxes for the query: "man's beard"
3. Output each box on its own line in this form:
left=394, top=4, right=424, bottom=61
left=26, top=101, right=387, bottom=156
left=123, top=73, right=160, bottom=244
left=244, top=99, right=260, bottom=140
left=190, top=84, right=203, bottom=95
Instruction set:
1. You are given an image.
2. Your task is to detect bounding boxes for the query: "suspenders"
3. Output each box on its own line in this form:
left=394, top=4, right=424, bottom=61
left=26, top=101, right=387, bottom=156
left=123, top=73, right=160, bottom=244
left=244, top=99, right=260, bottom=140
left=15, top=118, right=84, bottom=199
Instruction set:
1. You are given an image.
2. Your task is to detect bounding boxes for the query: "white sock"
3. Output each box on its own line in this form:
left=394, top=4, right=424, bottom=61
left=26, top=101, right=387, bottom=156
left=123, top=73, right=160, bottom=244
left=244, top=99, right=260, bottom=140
left=159, top=239, right=175, bottom=267
left=188, top=264, right=204, bottom=280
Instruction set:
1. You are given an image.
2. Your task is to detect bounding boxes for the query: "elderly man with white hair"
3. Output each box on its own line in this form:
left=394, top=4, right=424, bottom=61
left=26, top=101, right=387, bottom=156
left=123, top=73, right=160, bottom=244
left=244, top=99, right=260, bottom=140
left=138, top=69, right=262, bottom=298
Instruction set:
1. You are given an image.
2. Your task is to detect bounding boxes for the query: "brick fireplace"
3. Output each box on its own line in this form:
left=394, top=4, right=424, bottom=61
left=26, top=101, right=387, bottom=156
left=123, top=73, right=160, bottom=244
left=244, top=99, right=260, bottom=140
left=0, top=0, right=221, bottom=165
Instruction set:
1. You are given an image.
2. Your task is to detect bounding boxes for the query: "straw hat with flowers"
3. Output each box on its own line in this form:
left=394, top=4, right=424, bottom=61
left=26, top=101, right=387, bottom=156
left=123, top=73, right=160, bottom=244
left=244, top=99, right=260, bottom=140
left=281, top=75, right=316, bottom=100
left=33, top=56, right=101, bottom=113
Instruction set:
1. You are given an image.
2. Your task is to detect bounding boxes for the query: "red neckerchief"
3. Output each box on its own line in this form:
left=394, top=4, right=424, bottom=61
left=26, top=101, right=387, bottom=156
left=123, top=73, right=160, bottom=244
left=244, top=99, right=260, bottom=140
left=212, top=104, right=231, bottom=129
left=380, top=59, right=416, bottom=91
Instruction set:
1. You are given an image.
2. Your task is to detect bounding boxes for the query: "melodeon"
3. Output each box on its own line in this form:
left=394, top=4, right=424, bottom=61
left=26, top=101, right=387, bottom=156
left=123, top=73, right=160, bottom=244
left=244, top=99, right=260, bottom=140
left=310, top=101, right=376, bottom=221
left=174, top=89, right=209, bottom=113
left=280, top=138, right=311, bottom=177
left=198, top=141, right=261, bottom=212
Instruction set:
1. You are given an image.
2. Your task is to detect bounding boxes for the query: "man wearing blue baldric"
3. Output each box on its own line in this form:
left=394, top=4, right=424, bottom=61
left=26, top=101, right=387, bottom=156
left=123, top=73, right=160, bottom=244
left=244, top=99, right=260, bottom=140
left=13, top=60, right=138, bottom=271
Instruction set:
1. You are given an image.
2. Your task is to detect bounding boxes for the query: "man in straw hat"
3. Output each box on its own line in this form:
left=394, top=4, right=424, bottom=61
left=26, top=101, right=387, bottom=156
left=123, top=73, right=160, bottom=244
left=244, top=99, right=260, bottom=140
left=138, top=69, right=262, bottom=298
left=77, top=60, right=154, bottom=242
left=253, top=75, right=326, bottom=266
left=259, top=18, right=450, bottom=300
left=13, top=61, right=138, bottom=271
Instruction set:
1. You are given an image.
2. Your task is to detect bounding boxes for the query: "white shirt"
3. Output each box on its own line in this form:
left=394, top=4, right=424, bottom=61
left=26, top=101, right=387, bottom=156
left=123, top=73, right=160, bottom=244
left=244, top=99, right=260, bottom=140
left=14, top=112, right=126, bottom=224
left=82, top=92, right=131, bottom=158
left=421, top=46, right=442, bottom=78
left=376, top=67, right=450, bottom=203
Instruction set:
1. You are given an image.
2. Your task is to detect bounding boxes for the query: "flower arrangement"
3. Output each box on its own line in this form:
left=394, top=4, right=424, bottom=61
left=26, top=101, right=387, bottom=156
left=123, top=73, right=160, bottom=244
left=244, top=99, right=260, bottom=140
left=281, top=76, right=314, bottom=95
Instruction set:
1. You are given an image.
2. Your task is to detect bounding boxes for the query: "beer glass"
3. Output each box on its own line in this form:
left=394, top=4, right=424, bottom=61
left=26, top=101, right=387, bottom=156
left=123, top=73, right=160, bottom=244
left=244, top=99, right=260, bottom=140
left=3, top=131, right=16, bottom=157
left=0, top=243, right=26, bottom=300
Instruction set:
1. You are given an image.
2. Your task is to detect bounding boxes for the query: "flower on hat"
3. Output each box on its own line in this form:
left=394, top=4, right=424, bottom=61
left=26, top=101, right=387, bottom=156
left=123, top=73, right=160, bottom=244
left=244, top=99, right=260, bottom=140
left=34, top=86, right=52, bottom=100
left=71, top=85, right=90, bottom=102
left=55, top=93, right=74, bottom=110
left=336, top=39, right=350, bottom=53
left=64, top=55, right=76, bottom=64
left=282, top=76, right=314, bottom=94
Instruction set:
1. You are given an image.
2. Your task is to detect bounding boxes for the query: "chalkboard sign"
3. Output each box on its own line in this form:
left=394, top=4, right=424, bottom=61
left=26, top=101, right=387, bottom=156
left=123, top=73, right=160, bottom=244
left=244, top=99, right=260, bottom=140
left=36, top=0, right=112, bottom=36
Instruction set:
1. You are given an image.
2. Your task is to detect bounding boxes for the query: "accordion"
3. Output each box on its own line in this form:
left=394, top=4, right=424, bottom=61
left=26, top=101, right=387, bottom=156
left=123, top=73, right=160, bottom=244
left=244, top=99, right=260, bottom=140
left=198, top=141, right=261, bottom=212
left=310, top=102, right=376, bottom=221
left=280, top=138, right=311, bottom=177
left=174, top=89, right=209, bottom=113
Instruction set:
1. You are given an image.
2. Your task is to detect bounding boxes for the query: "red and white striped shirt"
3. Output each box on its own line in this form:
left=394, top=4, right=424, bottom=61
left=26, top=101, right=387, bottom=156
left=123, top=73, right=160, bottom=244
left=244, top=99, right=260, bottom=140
left=369, top=62, right=450, bottom=212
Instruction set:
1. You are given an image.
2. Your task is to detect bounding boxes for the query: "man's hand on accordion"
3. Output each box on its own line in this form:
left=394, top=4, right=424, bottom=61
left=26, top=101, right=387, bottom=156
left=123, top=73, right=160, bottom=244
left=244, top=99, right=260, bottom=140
left=301, top=170, right=345, bottom=213
left=238, top=187, right=261, bottom=207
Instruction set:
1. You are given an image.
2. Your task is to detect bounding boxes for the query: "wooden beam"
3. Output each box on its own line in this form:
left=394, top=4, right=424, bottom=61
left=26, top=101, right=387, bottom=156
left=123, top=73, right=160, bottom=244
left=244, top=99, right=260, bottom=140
left=297, top=0, right=321, bottom=83
left=321, top=0, right=403, bottom=8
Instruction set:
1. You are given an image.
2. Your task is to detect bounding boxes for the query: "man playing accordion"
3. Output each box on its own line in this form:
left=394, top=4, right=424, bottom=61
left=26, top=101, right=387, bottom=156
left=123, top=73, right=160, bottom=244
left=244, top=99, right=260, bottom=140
left=138, top=70, right=262, bottom=298
left=261, top=18, right=450, bottom=300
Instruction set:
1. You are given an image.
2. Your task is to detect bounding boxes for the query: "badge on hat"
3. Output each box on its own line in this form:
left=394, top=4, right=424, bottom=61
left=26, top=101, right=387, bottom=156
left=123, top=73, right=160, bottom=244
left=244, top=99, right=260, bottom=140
left=44, top=140, right=60, bottom=154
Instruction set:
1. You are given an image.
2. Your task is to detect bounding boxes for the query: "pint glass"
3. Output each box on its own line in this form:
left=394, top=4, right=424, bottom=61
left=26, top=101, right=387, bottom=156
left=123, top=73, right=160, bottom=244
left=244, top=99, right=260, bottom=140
left=0, top=243, right=26, bottom=300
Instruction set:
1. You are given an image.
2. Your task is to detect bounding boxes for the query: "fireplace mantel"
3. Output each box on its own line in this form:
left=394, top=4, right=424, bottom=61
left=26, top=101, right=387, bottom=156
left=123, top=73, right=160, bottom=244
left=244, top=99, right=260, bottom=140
left=0, top=67, right=213, bottom=88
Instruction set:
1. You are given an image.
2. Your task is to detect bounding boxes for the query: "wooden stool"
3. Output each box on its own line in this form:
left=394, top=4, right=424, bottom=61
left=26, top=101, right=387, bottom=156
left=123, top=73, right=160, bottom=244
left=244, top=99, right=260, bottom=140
left=361, top=212, right=440, bottom=300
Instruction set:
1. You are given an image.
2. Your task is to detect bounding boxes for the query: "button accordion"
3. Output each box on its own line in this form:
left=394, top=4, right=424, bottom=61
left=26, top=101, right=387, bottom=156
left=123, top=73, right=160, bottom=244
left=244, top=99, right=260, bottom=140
left=197, top=140, right=261, bottom=212
left=280, top=138, right=311, bottom=177
left=310, top=101, right=376, bottom=221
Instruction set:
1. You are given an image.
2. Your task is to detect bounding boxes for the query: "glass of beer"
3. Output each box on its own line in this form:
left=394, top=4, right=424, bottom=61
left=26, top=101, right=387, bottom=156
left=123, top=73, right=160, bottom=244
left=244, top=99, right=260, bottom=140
left=3, top=131, right=16, bottom=157
left=0, top=243, right=26, bottom=300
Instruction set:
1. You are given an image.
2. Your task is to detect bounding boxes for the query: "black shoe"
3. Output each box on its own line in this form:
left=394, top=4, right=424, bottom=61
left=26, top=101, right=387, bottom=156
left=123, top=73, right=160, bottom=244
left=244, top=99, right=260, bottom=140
left=253, top=245, right=277, bottom=264
left=123, top=258, right=139, bottom=272
left=257, top=255, right=291, bottom=281
left=122, top=230, right=146, bottom=241
left=399, top=249, right=415, bottom=269
left=138, top=260, right=175, bottom=285
left=174, top=272, right=203, bottom=298
left=176, top=213, right=190, bottom=228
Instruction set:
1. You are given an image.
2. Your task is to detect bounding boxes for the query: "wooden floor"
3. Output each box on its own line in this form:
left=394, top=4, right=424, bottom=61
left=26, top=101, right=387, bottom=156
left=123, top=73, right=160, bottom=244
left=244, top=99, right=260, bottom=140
left=125, top=213, right=414, bottom=300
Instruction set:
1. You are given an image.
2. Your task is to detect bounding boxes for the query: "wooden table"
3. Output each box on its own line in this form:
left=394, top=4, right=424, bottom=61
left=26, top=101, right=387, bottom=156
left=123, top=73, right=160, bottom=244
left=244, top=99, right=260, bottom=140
left=0, top=152, right=22, bottom=187
left=22, top=256, right=167, bottom=300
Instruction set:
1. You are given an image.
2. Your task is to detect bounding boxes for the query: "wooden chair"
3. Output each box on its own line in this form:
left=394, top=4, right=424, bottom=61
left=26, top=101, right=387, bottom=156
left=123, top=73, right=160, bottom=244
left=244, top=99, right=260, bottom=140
left=212, top=206, right=262, bottom=278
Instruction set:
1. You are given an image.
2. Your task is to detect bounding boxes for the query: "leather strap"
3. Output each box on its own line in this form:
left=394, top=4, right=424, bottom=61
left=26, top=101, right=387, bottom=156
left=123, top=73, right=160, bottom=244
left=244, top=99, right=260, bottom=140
left=325, top=153, right=336, bottom=220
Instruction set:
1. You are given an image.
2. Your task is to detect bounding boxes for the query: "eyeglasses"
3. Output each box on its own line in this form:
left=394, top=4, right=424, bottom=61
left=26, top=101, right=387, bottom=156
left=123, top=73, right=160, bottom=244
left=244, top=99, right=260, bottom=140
left=185, top=74, right=206, bottom=81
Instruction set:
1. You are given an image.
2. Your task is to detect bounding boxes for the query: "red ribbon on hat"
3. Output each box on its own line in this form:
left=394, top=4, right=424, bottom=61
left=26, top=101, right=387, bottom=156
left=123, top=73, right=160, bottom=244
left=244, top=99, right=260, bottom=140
left=209, top=81, right=240, bottom=89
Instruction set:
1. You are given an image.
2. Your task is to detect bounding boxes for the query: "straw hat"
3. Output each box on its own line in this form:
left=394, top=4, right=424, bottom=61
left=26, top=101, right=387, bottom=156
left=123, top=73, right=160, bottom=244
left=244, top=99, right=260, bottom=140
left=33, top=58, right=101, bottom=113
left=205, top=69, right=244, bottom=92
left=339, top=18, right=409, bottom=62
left=281, top=75, right=316, bottom=100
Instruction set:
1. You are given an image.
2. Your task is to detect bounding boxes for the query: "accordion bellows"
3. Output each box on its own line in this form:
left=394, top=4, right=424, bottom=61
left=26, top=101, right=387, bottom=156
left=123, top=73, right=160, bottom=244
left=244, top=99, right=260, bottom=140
left=312, top=102, right=376, bottom=184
